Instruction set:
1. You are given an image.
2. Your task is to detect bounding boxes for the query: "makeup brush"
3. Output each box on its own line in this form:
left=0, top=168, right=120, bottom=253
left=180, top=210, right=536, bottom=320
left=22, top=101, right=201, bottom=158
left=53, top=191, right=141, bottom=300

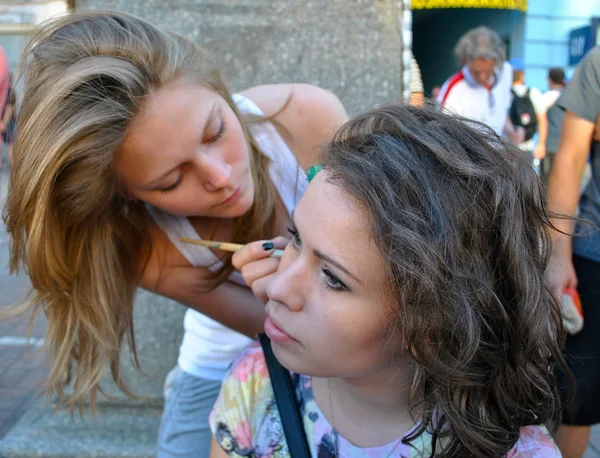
left=179, top=238, right=284, bottom=258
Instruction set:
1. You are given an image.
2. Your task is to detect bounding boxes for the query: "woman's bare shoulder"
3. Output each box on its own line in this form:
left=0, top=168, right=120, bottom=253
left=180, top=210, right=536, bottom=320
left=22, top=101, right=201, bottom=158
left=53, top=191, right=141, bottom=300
left=240, top=83, right=349, bottom=168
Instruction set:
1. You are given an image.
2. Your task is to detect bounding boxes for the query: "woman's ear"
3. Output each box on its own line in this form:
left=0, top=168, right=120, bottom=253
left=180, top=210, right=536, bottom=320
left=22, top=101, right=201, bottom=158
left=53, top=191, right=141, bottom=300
left=119, top=185, right=138, bottom=203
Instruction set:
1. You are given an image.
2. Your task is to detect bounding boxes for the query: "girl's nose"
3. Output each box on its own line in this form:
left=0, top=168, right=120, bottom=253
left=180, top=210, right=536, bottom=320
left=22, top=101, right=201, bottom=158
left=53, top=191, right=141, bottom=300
left=266, top=248, right=306, bottom=312
left=195, top=153, right=232, bottom=192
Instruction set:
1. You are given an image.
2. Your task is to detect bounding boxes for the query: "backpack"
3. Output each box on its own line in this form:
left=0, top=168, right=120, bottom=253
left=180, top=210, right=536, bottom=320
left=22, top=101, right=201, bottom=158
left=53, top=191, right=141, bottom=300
left=510, top=88, right=538, bottom=142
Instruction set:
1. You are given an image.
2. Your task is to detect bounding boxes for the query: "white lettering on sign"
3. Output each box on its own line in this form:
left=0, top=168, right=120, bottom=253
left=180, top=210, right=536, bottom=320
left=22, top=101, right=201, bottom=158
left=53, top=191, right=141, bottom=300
left=571, top=34, right=587, bottom=58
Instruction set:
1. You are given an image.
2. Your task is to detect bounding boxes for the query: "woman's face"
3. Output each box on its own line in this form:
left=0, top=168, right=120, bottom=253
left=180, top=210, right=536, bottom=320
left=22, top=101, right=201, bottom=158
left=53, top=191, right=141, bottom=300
left=265, top=172, right=398, bottom=378
left=116, top=81, right=254, bottom=218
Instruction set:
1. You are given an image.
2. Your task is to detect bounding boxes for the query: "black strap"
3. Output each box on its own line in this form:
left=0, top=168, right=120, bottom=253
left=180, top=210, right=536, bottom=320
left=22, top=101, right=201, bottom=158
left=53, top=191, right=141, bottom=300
left=258, top=334, right=311, bottom=458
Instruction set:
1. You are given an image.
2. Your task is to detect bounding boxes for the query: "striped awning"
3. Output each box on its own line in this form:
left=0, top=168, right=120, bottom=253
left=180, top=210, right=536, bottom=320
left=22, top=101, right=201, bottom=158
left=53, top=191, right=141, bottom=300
left=411, top=0, right=526, bottom=12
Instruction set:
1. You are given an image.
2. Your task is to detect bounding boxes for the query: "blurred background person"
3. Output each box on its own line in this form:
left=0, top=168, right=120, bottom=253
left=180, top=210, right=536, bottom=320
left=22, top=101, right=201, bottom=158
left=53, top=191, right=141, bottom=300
left=542, top=67, right=567, bottom=180
left=2, top=73, right=16, bottom=167
left=509, top=57, right=548, bottom=172
left=436, top=26, right=520, bottom=143
left=546, top=46, right=600, bottom=458
left=0, top=45, right=10, bottom=168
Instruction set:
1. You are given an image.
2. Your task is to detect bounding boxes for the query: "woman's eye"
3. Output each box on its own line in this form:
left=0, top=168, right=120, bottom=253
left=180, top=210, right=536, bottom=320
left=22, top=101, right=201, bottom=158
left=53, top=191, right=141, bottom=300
left=322, top=268, right=347, bottom=292
left=287, top=227, right=302, bottom=249
left=159, top=176, right=182, bottom=193
left=205, top=121, right=226, bottom=144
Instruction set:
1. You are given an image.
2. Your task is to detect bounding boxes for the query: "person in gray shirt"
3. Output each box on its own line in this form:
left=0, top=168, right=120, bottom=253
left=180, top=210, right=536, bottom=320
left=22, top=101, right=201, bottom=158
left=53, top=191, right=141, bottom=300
left=546, top=46, right=600, bottom=458
left=542, top=67, right=567, bottom=180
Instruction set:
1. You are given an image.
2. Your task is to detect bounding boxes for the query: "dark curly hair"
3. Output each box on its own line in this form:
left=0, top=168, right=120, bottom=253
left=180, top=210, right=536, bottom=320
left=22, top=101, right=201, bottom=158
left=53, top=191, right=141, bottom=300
left=322, top=104, right=570, bottom=457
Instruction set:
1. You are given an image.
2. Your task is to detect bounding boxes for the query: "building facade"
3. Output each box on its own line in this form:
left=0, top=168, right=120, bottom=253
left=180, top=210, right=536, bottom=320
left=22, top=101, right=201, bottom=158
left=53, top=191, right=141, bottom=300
left=411, top=0, right=600, bottom=95
left=0, top=1, right=67, bottom=69
left=523, top=0, right=600, bottom=90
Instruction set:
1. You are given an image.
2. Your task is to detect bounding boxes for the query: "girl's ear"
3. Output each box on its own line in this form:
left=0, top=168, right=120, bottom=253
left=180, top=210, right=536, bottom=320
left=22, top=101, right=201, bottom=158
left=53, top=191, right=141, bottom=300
left=119, top=185, right=138, bottom=203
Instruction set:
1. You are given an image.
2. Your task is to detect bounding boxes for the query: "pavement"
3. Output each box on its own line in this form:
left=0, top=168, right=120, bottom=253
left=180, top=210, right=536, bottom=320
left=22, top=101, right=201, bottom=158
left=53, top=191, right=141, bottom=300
left=0, top=163, right=599, bottom=455
left=0, top=164, right=49, bottom=441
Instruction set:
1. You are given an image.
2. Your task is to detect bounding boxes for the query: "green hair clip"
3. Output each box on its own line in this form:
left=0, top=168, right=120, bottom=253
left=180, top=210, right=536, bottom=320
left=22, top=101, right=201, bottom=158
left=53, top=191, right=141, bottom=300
left=306, top=164, right=323, bottom=182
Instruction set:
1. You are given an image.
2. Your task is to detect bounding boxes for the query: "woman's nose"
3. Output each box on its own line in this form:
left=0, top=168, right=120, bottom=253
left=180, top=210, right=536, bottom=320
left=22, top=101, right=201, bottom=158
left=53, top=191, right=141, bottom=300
left=266, top=248, right=306, bottom=312
left=195, top=153, right=232, bottom=192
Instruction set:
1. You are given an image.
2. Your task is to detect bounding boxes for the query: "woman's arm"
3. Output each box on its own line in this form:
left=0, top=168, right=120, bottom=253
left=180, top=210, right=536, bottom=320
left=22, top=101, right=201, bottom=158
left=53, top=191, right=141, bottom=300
left=548, top=112, right=595, bottom=233
left=145, top=266, right=266, bottom=337
left=546, top=48, right=600, bottom=298
left=546, top=111, right=595, bottom=298
left=139, top=218, right=266, bottom=337
left=534, top=111, right=548, bottom=160
left=240, top=83, right=349, bottom=168
left=209, top=437, right=230, bottom=458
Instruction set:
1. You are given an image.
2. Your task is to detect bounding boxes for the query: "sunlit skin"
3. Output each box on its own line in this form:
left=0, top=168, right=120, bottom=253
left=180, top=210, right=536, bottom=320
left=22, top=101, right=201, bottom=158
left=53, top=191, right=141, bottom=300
left=467, top=58, right=497, bottom=87
left=116, top=81, right=254, bottom=218
left=264, top=173, right=396, bottom=377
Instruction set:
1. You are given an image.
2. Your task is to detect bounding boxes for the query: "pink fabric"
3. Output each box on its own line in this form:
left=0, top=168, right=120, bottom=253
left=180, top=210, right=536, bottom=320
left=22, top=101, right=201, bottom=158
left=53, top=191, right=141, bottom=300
left=0, top=46, right=10, bottom=114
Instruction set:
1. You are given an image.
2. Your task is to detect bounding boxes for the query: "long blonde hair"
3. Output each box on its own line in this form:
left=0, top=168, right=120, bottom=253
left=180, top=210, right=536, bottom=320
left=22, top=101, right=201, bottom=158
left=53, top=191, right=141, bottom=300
left=4, top=11, right=275, bottom=412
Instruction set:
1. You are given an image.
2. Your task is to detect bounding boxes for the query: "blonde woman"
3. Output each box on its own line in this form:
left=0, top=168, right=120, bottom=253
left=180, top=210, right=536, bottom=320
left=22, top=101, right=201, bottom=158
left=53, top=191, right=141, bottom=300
left=4, top=11, right=347, bottom=458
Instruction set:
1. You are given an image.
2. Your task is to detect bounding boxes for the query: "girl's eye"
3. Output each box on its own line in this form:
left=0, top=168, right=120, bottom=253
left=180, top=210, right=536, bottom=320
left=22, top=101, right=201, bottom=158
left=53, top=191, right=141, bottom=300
left=205, top=121, right=226, bottom=144
left=159, top=176, right=182, bottom=193
left=287, top=227, right=302, bottom=249
left=322, top=267, right=347, bottom=292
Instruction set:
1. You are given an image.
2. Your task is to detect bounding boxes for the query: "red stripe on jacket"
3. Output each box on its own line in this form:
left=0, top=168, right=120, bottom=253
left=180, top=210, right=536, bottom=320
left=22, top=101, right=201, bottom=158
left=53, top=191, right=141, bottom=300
left=440, top=71, right=465, bottom=107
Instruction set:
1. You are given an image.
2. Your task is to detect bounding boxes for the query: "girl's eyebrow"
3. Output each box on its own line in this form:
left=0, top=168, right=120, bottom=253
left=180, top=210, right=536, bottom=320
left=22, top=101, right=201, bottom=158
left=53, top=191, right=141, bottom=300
left=198, top=102, right=219, bottom=140
left=142, top=164, right=180, bottom=190
left=313, top=248, right=360, bottom=284
left=291, top=211, right=361, bottom=284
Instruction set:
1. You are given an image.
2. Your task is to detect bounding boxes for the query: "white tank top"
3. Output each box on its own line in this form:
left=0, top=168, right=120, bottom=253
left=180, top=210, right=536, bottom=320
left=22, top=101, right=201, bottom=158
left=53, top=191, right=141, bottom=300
left=147, top=93, right=308, bottom=380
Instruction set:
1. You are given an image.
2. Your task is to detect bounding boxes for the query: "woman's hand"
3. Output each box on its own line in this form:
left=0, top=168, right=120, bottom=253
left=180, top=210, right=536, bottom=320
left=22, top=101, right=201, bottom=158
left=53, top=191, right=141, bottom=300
left=546, top=236, right=578, bottom=300
left=232, top=236, right=289, bottom=304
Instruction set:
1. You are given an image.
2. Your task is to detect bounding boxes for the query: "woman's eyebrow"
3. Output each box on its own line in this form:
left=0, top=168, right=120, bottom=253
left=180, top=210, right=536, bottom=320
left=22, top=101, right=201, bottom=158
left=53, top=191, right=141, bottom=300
left=313, top=249, right=361, bottom=284
left=292, top=211, right=361, bottom=284
left=198, top=102, right=219, bottom=140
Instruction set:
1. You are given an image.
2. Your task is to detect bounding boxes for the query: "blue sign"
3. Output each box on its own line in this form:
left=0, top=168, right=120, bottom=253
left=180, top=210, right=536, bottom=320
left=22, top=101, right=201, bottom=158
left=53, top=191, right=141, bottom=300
left=569, top=26, right=592, bottom=66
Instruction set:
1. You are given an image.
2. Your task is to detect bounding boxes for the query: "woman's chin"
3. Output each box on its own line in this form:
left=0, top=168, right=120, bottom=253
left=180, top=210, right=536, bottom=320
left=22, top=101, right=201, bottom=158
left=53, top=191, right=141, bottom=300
left=271, top=342, right=304, bottom=372
left=270, top=343, right=325, bottom=377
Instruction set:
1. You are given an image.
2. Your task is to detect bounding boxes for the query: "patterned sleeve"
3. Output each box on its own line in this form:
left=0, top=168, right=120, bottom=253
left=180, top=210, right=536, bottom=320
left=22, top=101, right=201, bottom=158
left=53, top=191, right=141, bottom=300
left=209, top=342, right=272, bottom=457
left=506, top=425, right=562, bottom=457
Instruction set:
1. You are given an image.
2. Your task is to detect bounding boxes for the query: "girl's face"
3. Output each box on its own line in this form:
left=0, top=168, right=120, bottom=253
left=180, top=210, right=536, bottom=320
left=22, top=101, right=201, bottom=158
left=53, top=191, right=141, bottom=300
left=116, top=81, right=254, bottom=218
left=265, top=172, right=398, bottom=378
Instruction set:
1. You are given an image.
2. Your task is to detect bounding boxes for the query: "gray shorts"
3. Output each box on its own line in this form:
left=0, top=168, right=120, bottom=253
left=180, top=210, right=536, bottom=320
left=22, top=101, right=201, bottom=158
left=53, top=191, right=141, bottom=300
left=157, top=366, right=222, bottom=458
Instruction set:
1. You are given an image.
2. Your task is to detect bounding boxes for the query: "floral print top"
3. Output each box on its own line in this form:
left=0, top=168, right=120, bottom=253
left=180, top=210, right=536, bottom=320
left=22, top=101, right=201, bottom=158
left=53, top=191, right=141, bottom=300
left=209, top=342, right=561, bottom=457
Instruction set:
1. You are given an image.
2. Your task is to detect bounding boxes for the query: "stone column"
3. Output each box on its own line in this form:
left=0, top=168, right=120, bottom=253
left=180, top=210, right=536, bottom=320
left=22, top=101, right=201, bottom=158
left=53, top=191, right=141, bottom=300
left=75, top=0, right=408, bottom=116
left=0, top=1, right=410, bottom=456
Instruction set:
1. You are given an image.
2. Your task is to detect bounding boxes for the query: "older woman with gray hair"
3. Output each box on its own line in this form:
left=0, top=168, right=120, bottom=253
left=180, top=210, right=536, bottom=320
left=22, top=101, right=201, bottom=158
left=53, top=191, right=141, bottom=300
left=437, top=26, right=521, bottom=143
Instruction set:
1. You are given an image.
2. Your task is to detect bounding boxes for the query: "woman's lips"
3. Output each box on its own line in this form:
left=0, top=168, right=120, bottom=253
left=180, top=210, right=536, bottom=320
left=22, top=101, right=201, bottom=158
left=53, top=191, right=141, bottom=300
left=264, top=315, right=298, bottom=344
left=219, top=185, right=242, bottom=207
